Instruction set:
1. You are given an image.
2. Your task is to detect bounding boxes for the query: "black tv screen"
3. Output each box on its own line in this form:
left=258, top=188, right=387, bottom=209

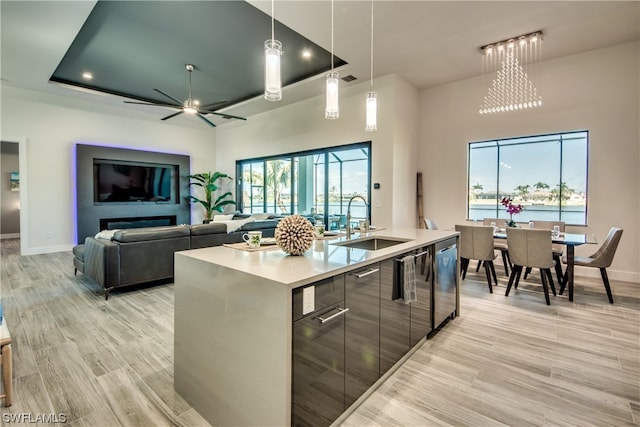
left=94, top=160, right=176, bottom=203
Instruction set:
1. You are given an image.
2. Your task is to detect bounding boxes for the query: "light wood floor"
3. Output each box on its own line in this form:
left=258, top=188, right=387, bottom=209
left=0, top=238, right=638, bottom=426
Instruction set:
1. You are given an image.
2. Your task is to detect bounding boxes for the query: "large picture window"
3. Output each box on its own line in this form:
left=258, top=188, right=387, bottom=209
left=468, top=131, right=588, bottom=225
left=236, top=142, right=371, bottom=229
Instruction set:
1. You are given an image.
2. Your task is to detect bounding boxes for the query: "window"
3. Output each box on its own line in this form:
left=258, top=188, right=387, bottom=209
left=236, top=142, right=371, bottom=229
left=468, top=131, right=588, bottom=225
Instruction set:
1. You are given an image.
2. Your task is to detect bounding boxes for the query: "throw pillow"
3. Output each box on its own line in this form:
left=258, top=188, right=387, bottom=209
left=212, top=214, right=234, bottom=222
left=95, top=229, right=119, bottom=240
left=250, top=213, right=271, bottom=220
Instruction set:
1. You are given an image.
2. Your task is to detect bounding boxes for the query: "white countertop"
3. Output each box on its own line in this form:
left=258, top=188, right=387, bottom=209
left=176, top=228, right=458, bottom=288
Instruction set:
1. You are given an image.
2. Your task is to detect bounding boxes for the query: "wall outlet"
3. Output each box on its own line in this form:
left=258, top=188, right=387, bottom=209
left=46, top=231, right=54, bottom=239
left=302, top=286, right=315, bottom=315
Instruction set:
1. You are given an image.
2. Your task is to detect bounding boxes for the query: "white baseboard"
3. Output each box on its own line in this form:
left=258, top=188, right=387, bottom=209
left=574, top=265, right=639, bottom=284
left=21, top=244, right=74, bottom=256
left=0, top=233, right=20, bottom=240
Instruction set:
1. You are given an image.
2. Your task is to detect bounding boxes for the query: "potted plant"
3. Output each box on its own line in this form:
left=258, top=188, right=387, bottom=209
left=187, top=172, right=236, bottom=222
left=501, top=197, right=524, bottom=227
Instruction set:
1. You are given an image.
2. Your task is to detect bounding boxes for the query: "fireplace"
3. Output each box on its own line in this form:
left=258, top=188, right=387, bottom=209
left=100, top=215, right=177, bottom=231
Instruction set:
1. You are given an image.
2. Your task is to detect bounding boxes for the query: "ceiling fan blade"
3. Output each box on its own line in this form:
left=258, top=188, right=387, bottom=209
left=161, top=111, right=185, bottom=121
left=197, top=114, right=217, bottom=127
left=200, top=100, right=228, bottom=110
left=206, top=111, right=247, bottom=121
left=154, top=88, right=184, bottom=105
left=124, top=101, right=181, bottom=108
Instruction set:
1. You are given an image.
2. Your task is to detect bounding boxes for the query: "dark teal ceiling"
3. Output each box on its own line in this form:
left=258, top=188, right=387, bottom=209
left=50, top=1, right=346, bottom=116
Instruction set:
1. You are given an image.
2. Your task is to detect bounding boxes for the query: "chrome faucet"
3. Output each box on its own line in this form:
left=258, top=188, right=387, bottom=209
left=346, top=195, right=369, bottom=238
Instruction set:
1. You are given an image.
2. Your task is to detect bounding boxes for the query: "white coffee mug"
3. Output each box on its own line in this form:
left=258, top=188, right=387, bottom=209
left=242, top=230, right=262, bottom=248
left=314, top=223, right=325, bottom=238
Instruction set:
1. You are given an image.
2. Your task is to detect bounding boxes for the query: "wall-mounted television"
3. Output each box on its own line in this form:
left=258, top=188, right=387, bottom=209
left=94, top=159, right=178, bottom=203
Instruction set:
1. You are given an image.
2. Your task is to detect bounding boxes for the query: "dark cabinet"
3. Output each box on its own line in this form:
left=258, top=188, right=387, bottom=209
left=433, top=238, right=457, bottom=330
left=379, top=247, right=432, bottom=375
left=380, top=258, right=411, bottom=374
left=292, top=239, right=457, bottom=426
left=292, top=276, right=346, bottom=427
left=410, top=246, right=432, bottom=345
left=345, top=264, right=381, bottom=407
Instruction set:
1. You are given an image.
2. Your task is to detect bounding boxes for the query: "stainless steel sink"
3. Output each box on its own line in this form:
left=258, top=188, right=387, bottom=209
left=331, top=236, right=411, bottom=250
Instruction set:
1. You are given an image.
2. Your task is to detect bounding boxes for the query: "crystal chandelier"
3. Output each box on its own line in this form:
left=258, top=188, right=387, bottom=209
left=264, top=0, right=282, bottom=101
left=479, top=32, right=543, bottom=115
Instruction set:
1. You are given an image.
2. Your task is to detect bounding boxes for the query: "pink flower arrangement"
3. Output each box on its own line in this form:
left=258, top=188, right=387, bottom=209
left=501, top=197, right=523, bottom=226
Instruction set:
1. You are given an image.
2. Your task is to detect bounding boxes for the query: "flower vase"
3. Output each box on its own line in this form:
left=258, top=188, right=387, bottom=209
left=506, top=215, right=517, bottom=228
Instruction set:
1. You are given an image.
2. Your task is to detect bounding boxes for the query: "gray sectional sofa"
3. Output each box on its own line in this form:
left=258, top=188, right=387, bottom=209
left=73, top=218, right=279, bottom=299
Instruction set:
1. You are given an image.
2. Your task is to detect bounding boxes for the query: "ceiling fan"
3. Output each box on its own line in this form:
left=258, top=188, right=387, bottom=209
left=124, top=64, right=246, bottom=127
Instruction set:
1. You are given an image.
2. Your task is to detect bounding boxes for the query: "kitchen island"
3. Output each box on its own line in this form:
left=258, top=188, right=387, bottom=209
left=174, top=228, right=459, bottom=426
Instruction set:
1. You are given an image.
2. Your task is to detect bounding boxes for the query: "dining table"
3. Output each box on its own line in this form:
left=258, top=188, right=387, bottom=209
left=494, top=230, right=597, bottom=302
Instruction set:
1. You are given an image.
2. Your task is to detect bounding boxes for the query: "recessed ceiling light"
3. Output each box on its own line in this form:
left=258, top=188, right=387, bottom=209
left=302, top=49, right=311, bottom=59
left=82, top=72, right=93, bottom=80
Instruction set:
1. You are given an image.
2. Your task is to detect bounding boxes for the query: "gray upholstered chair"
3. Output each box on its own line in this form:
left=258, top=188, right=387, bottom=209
left=424, top=218, right=438, bottom=230
left=483, top=217, right=511, bottom=275
left=455, top=224, right=498, bottom=293
left=560, top=227, right=623, bottom=303
left=523, top=220, right=565, bottom=284
left=505, top=228, right=557, bottom=305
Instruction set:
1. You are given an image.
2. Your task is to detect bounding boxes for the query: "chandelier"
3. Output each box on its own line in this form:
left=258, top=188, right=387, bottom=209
left=479, top=31, right=543, bottom=115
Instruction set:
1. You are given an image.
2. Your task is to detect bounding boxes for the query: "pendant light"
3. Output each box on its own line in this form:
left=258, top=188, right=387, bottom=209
left=325, top=0, right=339, bottom=119
left=264, top=0, right=282, bottom=101
left=365, top=0, right=377, bottom=131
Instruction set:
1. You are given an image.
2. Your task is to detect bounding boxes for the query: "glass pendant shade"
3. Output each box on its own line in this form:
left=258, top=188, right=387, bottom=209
left=264, top=39, right=282, bottom=101
left=325, top=71, right=340, bottom=119
left=365, top=91, right=377, bottom=131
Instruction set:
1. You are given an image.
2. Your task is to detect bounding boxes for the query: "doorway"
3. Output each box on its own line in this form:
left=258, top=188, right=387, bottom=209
left=0, top=141, right=20, bottom=239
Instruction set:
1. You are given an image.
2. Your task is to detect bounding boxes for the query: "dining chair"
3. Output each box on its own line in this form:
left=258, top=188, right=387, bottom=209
left=523, top=221, right=566, bottom=284
left=455, top=224, right=498, bottom=293
left=560, top=227, right=623, bottom=303
left=505, top=228, right=557, bottom=305
left=482, top=218, right=511, bottom=276
left=424, top=218, right=438, bottom=230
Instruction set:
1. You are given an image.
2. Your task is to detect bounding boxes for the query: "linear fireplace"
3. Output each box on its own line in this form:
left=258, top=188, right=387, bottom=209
left=100, top=215, right=177, bottom=231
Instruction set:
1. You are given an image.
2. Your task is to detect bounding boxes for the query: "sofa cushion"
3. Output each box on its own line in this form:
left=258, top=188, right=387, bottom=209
left=189, top=222, right=227, bottom=236
left=112, top=225, right=190, bottom=243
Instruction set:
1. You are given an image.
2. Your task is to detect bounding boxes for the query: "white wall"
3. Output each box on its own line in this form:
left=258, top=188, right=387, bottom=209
left=1, top=86, right=217, bottom=255
left=215, top=74, right=420, bottom=229
left=419, top=41, right=640, bottom=281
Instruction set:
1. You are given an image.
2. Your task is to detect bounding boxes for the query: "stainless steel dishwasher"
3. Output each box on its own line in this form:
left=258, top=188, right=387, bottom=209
left=432, top=237, right=458, bottom=330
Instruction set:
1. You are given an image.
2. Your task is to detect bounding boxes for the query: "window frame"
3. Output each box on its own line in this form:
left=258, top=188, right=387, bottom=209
left=467, top=131, right=589, bottom=226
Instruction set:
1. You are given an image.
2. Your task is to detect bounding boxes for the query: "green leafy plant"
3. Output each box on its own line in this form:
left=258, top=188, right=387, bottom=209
left=187, top=172, right=236, bottom=222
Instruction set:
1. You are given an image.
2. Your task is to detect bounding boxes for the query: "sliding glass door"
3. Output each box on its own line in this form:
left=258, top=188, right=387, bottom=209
left=236, top=142, right=371, bottom=229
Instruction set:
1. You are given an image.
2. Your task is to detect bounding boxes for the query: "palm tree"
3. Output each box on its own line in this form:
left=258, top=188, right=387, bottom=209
left=514, top=184, right=530, bottom=201
left=471, top=183, right=483, bottom=200
left=533, top=181, right=549, bottom=191
left=266, top=160, right=291, bottom=213
left=557, top=182, right=574, bottom=201
left=549, top=182, right=574, bottom=202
